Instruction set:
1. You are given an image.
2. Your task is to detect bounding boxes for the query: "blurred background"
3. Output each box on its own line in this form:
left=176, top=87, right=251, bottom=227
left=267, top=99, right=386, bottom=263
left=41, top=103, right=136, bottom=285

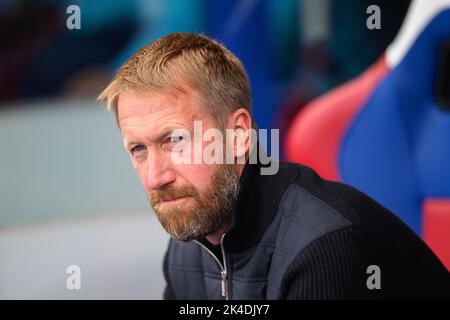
left=1, top=0, right=448, bottom=299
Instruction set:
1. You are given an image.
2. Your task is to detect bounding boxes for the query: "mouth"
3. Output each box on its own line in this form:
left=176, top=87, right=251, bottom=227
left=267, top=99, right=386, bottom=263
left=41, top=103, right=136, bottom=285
left=159, top=196, right=190, bottom=206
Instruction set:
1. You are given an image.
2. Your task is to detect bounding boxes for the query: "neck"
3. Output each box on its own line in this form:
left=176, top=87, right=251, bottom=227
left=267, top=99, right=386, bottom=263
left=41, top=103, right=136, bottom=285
left=387, top=0, right=450, bottom=68
left=206, top=225, right=229, bottom=245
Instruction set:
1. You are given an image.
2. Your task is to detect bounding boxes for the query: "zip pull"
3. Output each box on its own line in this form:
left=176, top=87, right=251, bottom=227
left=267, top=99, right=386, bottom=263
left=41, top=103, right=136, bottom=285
left=221, top=270, right=227, bottom=298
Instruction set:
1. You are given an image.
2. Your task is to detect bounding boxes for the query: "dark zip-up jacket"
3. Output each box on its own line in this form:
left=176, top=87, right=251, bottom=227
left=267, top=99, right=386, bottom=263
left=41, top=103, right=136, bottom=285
left=162, top=161, right=450, bottom=299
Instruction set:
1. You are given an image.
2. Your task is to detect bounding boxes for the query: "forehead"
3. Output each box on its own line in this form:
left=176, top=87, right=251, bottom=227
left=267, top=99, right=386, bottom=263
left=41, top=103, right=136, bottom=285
left=117, top=86, right=208, bottom=129
left=118, top=87, right=197, bottom=118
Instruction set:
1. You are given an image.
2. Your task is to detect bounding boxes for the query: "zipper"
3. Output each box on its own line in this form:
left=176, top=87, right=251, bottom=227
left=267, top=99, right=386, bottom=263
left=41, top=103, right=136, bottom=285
left=219, top=233, right=228, bottom=300
left=194, top=233, right=229, bottom=300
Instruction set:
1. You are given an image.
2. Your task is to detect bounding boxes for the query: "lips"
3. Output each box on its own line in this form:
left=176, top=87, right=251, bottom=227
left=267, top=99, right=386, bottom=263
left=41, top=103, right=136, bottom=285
left=159, top=196, right=189, bottom=205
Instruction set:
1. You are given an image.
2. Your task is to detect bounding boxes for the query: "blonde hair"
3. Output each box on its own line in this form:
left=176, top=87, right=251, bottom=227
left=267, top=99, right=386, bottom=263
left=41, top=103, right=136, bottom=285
left=98, top=32, right=253, bottom=128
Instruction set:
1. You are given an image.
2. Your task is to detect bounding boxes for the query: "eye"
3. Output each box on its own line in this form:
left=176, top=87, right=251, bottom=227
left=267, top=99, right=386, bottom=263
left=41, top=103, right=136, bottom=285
left=131, top=145, right=146, bottom=154
left=169, top=135, right=184, bottom=143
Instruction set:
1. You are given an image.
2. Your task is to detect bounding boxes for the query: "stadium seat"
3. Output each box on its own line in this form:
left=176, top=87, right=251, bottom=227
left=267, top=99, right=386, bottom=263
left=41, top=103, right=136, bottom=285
left=285, top=0, right=450, bottom=270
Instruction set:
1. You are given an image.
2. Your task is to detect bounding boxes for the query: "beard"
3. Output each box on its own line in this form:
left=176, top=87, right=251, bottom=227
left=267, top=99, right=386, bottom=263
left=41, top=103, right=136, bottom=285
left=149, top=164, right=239, bottom=242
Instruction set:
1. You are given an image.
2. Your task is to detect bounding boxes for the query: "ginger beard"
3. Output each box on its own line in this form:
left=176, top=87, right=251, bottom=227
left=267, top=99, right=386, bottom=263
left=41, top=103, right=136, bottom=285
left=150, top=164, right=239, bottom=242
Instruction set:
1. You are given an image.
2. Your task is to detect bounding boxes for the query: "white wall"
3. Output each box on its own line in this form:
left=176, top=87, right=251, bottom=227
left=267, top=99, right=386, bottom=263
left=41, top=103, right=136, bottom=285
left=0, top=99, right=168, bottom=299
left=0, top=213, right=168, bottom=299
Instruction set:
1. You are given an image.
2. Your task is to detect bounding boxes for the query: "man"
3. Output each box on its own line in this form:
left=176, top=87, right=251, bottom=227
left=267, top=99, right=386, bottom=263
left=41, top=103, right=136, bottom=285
left=99, top=33, right=449, bottom=300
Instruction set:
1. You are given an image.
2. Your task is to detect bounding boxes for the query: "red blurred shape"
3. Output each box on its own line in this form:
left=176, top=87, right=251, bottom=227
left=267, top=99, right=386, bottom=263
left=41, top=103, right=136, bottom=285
left=285, top=55, right=389, bottom=181
left=423, top=198, right=450, bottom=271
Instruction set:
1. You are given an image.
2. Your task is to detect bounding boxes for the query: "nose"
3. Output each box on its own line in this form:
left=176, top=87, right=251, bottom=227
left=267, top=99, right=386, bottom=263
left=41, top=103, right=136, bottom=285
left=145, top=151, right=176, bottom=191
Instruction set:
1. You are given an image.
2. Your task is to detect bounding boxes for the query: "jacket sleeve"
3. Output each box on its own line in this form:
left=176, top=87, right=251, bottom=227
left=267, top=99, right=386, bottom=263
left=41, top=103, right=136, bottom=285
left=281, top=227, right=373, bottom=300
left=162, top=241, right=176, bottom=300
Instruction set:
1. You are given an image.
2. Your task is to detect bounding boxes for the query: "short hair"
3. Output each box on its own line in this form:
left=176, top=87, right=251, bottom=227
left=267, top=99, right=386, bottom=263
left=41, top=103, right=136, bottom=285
left=98, top=32, right=253, bottom=128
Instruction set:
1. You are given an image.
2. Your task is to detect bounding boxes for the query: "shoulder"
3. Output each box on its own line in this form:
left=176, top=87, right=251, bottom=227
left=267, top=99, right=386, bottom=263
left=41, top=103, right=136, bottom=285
left=276, top=162, right=433, bottom=264
left=275, top=162, right=368, bottom=243
left=280, top=161, right=388, bottom=224
left=274, top=162, right=450, bottom=299
left=278, top=161, right=418, bottom=239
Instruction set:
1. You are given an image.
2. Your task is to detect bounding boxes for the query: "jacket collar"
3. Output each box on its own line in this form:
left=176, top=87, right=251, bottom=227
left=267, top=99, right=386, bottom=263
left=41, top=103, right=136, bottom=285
left=223, top=155, right=299, bottom=253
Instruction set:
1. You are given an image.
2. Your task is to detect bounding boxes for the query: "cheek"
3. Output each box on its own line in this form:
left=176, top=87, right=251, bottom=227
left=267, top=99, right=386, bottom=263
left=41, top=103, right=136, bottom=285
left=179, top=164, right=216, bottom=192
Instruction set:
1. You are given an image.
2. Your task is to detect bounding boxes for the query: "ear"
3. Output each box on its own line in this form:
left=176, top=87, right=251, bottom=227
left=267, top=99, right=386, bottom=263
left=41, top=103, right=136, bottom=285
left=227, top=108, right=252, bottom=162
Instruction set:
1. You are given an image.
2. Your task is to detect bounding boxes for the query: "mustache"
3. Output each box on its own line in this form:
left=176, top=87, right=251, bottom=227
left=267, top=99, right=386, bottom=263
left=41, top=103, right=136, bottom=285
left=150, top=184, right=199, bottom=206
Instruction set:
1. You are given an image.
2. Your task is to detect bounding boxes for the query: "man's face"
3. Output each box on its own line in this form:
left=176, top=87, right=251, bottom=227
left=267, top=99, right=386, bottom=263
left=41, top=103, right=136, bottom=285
left=118, top=87, right=239, bottom=242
